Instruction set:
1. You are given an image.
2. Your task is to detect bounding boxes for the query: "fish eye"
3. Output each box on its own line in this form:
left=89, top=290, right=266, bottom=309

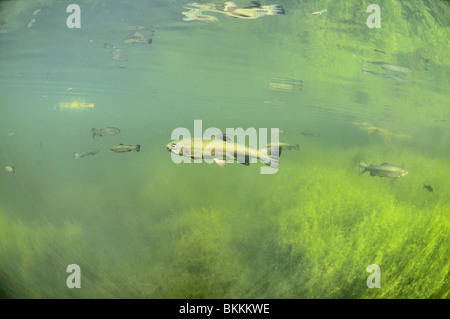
left=172, top=144, right=177, bottom=150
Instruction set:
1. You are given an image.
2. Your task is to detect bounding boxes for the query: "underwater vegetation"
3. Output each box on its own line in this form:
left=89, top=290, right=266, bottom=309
left=1, top=139, right=448, bottom=298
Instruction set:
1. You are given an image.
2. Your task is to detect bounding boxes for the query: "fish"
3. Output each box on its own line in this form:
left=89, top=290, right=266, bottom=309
left=359, top=162, right=408, bottom=178
left=124, top=29, right=155, bottom=44
left=58, top=101, right=95, bottom=111
left=27, top=18, right=36, bottom=28
left=182, top=8, right=219, bottom=21
left=312, top=9, right=327, bottom=15
left=423, top=184, right=433, bottom=192
left=269, top=77, right=303, bottom=92
left=92, top=127, right=120, bottom=138
left=353, top=121, right=411, bottom=143
left=110, top=144, right=140, bottom=153
left=74, top=149, right=99, bottom=159
left=362, top=69, right=407, bottom=83
left=373, top=49, right=387, bottom=54
left=271, top=142, right=300, bottom=151
left=4, top=165, right=15, bottom=173
left=363, top=60, right=409, bottom=74
left=166, top=136, right=298, bottom=168
left=264, top=100, right=286, bottom=108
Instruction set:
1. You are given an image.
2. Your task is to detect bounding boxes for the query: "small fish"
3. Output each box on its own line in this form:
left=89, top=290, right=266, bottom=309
left=182, top=8, right=218, bottom=21
left=272, top=142, right=299, bottom=150
left=269, top=77, right=303, bottom=92
left=373, top=49, right=387, bottom=54
left=359, top=162, right=408, bottom=178
left=92, top=127, right=120, bottom=138
left=27, top=18, right=36, bottom=28
left=362, top=69, right=407, bottom=83
left=4, top=165, right=15, bottom=173
left=423, top=184, right=433, bottom=192
left=58, top=101, right=94, bottom=111
left=312, top=9, right=327, bottom=15
left=270, top=77, right=303, bottom=83
left=124, top=30, right=154, bottom=44
left=110, top=144, right=140, bottom=153
left=74, top=149, right=99, bottom=159
left=264, top=100, right=286, bottom=108
left=364, top=60, right=409, bottom=74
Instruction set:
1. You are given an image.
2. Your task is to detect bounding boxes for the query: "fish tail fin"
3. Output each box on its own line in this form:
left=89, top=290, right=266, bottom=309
left=267, top=145, right=282, bottom=157
left=261, top=151, right=280, bottom=169
left=11, top=166, right=15, bottom=174
left=245, top=1, right=261, bottom=9
left=262, top=4, right=285, bottom=15
left=359, top=162, right=367, bottom=175
left=135, top=144, right=141, bottom=152
left=92, top=128, right=97, bottom=138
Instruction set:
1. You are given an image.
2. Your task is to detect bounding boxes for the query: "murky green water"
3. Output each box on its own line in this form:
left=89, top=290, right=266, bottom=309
left=0, top=0, right=449, bottom=298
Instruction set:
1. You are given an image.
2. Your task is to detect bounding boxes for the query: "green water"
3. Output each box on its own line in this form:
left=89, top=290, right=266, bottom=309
left=0, top=0, right=449, bottom=298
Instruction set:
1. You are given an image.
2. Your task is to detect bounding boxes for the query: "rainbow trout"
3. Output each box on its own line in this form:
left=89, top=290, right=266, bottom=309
left=166, top=136, right=298, bottom=168
left=359, top=162, right=408, bottom=178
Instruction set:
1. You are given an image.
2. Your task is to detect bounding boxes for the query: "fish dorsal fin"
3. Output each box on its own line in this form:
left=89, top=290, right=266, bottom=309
left=119, top=143, right=123, bottom=145
left=218, top=134, right=231, bottom=142
left=246, top=1, right=262, bottom=8
left=381, top=162, right=389, bottom=165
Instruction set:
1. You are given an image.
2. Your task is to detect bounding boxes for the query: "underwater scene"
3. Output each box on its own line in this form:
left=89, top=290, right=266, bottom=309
left=0, top=0, right=449, bottom=299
